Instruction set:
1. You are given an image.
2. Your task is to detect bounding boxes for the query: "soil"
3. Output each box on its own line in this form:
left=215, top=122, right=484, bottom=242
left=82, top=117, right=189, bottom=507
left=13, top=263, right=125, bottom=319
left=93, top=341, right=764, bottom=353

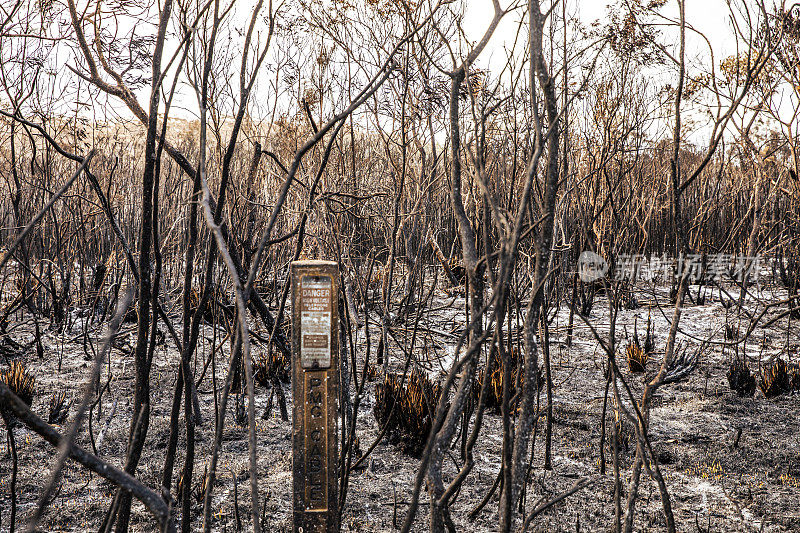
left=0, top=269, right=799, bottom=532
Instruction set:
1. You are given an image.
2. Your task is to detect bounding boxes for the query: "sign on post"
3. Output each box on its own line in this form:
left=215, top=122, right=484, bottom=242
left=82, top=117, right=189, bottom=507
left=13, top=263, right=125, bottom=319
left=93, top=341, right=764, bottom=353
left=291, top=260, right=339, bottom=533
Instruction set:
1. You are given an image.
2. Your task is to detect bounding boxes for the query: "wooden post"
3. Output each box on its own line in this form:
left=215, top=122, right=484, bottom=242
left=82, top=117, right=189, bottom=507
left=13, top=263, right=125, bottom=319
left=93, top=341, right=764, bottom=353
left=291, top=260, right=339, bottom=532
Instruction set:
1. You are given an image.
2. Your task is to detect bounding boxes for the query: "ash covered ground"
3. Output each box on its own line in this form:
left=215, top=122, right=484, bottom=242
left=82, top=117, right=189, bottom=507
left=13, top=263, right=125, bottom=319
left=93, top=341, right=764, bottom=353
left=1, top=269, right=799, bottom=532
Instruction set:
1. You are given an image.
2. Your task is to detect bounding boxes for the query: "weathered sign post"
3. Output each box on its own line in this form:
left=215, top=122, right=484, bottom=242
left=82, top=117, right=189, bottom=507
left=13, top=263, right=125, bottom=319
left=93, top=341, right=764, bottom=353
left=291, top=260, right=339, bottom=533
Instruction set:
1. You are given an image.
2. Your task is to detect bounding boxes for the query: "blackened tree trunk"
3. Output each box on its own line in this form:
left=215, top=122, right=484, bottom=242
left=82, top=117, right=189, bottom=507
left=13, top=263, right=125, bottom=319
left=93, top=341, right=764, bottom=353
left=113, top=2, right=173, bottom=531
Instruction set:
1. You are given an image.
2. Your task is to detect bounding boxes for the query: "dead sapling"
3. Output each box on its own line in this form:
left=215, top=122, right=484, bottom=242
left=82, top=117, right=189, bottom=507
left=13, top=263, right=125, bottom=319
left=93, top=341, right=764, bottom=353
left=234, top=393, right=248, bottom=427
left=695, top=285, right=708, bottom=306
left=724, top=322, right=737, bottom=341
left=619, top=282, right=639, bottom=310
left=643, top=311, right=655, bottom=355
left=188, top=286, right=235, bottom=324
left=428, top=233, right=466, bottom=288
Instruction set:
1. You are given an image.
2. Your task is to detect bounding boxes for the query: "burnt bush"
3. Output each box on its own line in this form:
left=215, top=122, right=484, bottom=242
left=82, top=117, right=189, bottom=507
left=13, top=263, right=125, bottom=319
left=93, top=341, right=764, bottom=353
left=373, top=370, right=444, bottom=456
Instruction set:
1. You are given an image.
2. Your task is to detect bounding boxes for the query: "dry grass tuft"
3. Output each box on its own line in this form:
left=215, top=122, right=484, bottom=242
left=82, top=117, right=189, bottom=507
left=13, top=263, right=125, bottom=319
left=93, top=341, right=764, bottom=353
left=609, top=398, right=635, bottom=454
left=47, top=390, right=71, bottom=425
left=789, top=363, right=800, bottom=393
left=187, top=286, right=234, bottom=324
left=626, top=342, right=647, bottom=373
left=727, top=359, right=756, bottom=397
left=0, top=361, right=35, bottom=425
left=373, top=369, right=444, bottom=456
left=253, top=350, right=291, bottom=387
left=759, top=358, right=790, bottom=398
left=362, top=361, right=378, bottom=383
left=177, top=464, right=208, bottom=505
left=474, top=346, right=537, bottom=412
left=234, top=394, right=247, bottom=427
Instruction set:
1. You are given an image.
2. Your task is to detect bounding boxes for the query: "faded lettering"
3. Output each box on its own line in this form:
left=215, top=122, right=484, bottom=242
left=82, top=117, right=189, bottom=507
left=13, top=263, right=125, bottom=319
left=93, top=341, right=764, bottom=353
left=304, top=371, right=327, bottom=511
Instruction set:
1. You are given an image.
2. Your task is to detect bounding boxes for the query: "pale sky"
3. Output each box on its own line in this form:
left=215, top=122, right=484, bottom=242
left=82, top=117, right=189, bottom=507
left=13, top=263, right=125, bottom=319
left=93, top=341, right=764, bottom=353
left=461, top=0, right=739, bottom=71
left=458, top=0, right=758, bottom=145
left=68, top=0, right=759, bottom=136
